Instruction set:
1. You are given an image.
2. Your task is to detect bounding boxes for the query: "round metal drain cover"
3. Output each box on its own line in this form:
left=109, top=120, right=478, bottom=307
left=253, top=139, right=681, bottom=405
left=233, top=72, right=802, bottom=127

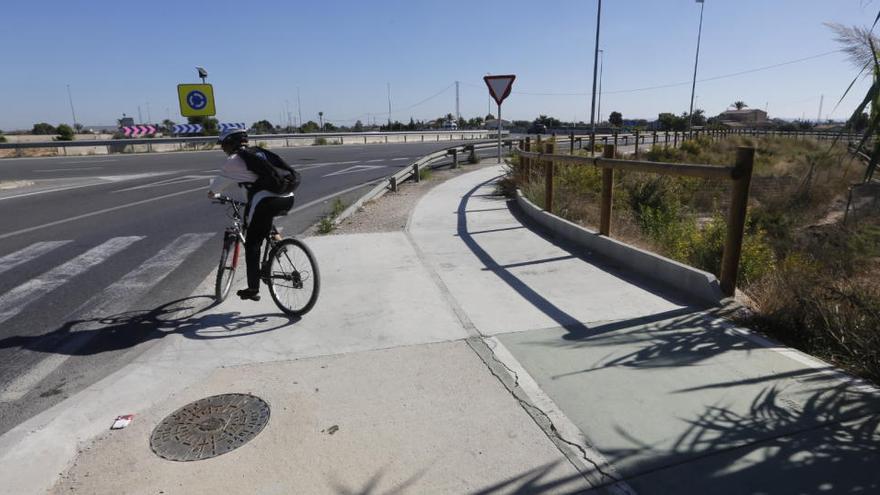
left=150, top=393, right=270, bottom=461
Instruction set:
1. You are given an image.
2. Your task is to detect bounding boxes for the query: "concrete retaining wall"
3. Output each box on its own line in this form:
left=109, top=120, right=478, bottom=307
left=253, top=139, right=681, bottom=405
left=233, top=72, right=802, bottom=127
left=515, top=190, right=724, bottom=305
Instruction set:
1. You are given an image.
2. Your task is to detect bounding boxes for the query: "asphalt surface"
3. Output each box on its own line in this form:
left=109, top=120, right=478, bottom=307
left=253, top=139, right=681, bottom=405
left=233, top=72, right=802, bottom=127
left=0, top=140, right=496, bottom=435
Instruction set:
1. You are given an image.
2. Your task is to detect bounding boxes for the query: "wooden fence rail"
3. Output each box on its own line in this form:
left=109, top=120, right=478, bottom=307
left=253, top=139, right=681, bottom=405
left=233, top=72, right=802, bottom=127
left=514, top=142, right=755, bottom=297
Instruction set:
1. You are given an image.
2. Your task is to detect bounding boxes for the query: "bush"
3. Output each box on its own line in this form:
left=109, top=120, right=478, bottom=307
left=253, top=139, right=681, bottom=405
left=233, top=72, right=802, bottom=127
left=55, top=124, right=75, bottom=141
left=313, top=137, right=328, bottom=146
left=32, top=122, right=57, bottom=135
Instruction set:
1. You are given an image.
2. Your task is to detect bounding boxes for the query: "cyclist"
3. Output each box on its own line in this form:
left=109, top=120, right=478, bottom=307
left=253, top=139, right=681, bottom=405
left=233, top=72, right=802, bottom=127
left=208, top=129, right=295, bottom=301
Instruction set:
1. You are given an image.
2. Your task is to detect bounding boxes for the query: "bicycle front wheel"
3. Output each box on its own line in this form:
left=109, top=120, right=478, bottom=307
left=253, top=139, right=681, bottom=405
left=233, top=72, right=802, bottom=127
left=266, top=238, right=320, bottom=316
left=215, top=234, right=239, bottom=302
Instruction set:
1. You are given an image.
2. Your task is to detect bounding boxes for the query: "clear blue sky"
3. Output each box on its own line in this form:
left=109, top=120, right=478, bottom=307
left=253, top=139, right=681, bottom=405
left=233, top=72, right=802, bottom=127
left=0, top=0, right=875, bottom=130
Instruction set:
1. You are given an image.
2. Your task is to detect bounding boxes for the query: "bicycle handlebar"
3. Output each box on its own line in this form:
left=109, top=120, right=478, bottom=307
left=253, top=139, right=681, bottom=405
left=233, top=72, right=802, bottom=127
left=211, top=194, right=247, bottom=208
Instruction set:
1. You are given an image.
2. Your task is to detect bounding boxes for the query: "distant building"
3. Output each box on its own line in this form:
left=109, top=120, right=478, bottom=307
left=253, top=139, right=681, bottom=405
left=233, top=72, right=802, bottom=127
left=718, top=108, right=768, bottom=127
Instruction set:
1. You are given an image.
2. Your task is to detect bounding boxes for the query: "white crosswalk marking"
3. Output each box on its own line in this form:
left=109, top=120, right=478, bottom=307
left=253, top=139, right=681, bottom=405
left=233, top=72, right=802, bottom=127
left=0, top=236, right=143, bottom=326
left=0, top=233, right=214, bottom=402
left=0, top=241, right=71, bottom=276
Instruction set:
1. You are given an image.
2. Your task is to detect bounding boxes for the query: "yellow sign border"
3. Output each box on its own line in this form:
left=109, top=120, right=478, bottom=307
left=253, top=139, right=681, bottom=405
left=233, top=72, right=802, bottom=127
left=177, top=84, right=216, bottom=117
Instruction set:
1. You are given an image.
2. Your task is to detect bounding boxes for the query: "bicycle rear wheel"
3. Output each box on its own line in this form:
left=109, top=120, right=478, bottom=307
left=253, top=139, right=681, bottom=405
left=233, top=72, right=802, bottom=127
left=266, top=238, right=320, bottom=316
left=215, top=234, right=239, bottom=302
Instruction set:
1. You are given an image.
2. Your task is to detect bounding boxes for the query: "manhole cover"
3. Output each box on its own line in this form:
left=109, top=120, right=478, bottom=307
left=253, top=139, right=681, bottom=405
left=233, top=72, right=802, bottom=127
left=150, top=393, right=270, bottom=461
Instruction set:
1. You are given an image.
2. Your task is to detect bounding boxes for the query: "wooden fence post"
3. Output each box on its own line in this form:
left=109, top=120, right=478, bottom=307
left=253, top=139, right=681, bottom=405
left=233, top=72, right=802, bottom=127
left=524, top=137, right=532, bottom=183
left=674, top=131, right=679, bottom=148
left=544, top=141, right=555, bottom=213
left=653, top=131, right=657, bottom=147
left=570, top=131, right=575, bottom=154
left=665, top=131, right=669, bottom=149
left=634, top=129, right=641, bottom=159
left=599, top=144, right=615, bottom=236
left=720, top=146, right=755, bottom=297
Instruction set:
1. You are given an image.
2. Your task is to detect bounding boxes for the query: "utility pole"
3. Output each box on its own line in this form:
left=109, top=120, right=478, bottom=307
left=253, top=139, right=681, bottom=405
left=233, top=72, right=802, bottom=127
left=817, top=94, right=824, bottom=123
left=66, top=84, right=78, bottom=130
left=455, top=80, right=460, bottom=122
left=688, top=0, right=705, bottom=130
left=296, top=87, right=303, bottom=129
left=146, top=102, right=152, bottom=124
left=387, top=82, right=392, bottom=125
left=589, top=0, right=602, bottom=138
left=138, top=105, right=143, bottom=124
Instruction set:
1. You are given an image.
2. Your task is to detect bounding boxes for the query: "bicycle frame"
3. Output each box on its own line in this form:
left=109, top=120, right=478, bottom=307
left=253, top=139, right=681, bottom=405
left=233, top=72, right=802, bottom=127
left=214, top=195, right=283, bottom=272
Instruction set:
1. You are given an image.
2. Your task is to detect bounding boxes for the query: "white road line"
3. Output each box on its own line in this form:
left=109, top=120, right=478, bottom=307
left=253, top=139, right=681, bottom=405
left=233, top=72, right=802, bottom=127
left=0, top=185, right=206, bottom=241
left=295, top=160, right=360, bottom=171
left=34, top=167, right=104, bottom=172
left=365, top=159, right=384, bottom=163
left=0, top=241, right=71, bottom=276
left=0, top=172, right=175, bottom=203
left=390, top=157, right=410, bottom=161
left=0, top=233, right=214, bottom=402
left=484, top=337, right=637, bottom=495
left=112, top=175, right=212, bottom=193
left=322, top=164, right=385, bottom=178
left=0, top=236, right=143, bottom=326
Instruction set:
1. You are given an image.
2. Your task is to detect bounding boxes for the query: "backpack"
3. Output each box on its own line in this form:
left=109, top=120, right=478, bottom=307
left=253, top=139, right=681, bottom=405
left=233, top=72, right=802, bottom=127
left=236, top=146, right=301, bottom=195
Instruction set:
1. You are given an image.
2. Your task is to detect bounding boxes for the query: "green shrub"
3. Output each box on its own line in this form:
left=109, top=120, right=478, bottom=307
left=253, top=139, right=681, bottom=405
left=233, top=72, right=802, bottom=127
left=419, top=167, right=433, bottom=181
left=313, top=137, right=328, bottom=146
left=317, top=217, right=334, bottom=234
left=55, top=124, right=75, bottom=141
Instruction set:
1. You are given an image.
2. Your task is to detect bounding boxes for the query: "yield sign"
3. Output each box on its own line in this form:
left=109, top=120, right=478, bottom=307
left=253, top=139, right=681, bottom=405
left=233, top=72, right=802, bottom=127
left=483, top=74, right=516, bottom=105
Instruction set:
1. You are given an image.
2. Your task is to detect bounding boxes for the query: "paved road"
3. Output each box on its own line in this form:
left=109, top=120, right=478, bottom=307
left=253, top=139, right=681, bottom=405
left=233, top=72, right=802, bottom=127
left=0, top=140, right=495, bottom=435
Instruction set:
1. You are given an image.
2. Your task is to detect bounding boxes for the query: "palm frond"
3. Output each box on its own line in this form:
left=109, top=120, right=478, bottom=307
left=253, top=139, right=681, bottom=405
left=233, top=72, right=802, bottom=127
left=826, top=22, right=880, bottom=70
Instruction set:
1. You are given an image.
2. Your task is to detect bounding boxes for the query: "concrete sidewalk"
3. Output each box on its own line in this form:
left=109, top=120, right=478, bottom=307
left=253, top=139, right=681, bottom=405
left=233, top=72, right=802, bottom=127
left=1, top=163, right=878, bottom=494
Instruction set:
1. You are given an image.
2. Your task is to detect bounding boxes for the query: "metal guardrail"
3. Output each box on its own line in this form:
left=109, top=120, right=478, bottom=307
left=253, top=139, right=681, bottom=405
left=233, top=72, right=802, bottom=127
left=333, top=139, right=514, bottom=226
left=0, top=130, right=506, bottom=150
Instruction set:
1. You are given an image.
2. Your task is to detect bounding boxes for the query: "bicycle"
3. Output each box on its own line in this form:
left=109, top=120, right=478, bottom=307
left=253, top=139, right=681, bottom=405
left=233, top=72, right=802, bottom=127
left=211, top=194, right=320, bottom=316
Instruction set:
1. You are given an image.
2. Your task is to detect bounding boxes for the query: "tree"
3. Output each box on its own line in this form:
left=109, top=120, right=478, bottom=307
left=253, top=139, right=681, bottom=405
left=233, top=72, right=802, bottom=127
left=406, top=118, right=416, bottom=131
left=73, top=123, right=84, bottom=132
left=690, top=109, right=707, bottom=127
left=485, top=113, right=495, bottom=121
left=609, top=111, right=623, bottom=127
left=32, top=122, right=57, bottom=135
left=187, top=116, right=219, bottom=135
left=353, top=120, right=364, bottom=132
left=323, top=122, right=337, bottom=131
left=160, top=119, right=176, bottom=133
left=55, top=124, right=75, bottom=141
left=534, top=115, right=562, bottom=128
left=300, top=120, right=320, bottom=133
left=251, top=120, right=274, bottom=134
left=732, top=101, right=748, bottom=110
left=657, top=112, right=688, bottom=131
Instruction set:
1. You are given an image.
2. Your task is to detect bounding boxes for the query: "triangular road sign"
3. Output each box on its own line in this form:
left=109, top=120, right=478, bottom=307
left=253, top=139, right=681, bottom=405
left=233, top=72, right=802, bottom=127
left=484, top=75, right=516, bottom=105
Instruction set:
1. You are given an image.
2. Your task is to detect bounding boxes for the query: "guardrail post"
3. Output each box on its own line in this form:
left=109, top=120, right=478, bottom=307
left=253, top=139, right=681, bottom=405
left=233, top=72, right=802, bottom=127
left=600, top=144, right=615, bottom=236
left=544, top=141, right=555, bottom=213
left=413, top=163, right=420, bottom=183
left=720, top=146, right=755, bottom=297
left=390, top=176, right=398, bottom=192
left=634, top=129, right=641, bottom=159
left=452, top=148, right=459, bottom=169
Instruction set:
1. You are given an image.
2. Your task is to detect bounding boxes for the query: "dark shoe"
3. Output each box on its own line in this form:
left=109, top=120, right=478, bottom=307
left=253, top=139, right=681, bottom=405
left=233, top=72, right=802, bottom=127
left=237, top=288, right=261, bottom=301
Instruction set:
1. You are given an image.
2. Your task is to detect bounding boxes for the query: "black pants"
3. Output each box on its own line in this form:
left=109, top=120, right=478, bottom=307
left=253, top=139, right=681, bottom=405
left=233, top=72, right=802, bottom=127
left=245, top=196, right=295, bottom=291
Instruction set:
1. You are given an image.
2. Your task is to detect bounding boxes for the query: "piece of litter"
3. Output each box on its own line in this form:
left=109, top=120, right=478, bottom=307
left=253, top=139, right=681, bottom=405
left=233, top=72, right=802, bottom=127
left=110, top=414, right=134, bottom=430
left=324, top=425, right=339, bottom=435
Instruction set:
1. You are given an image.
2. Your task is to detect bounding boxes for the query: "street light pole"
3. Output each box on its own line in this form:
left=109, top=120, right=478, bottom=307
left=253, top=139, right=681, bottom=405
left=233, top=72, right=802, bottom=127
left=688, top=0, right=705, bottom=131
left=66, top=84, right=78, bottom=131
left=597, top=49, right=604, bottom=126
left=589, top=0, right=602, bottom=154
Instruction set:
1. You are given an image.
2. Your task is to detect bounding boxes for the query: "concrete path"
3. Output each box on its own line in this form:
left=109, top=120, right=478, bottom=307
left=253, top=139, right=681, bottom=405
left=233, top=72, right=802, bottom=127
left=1, top=163, right=878, bottom=494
